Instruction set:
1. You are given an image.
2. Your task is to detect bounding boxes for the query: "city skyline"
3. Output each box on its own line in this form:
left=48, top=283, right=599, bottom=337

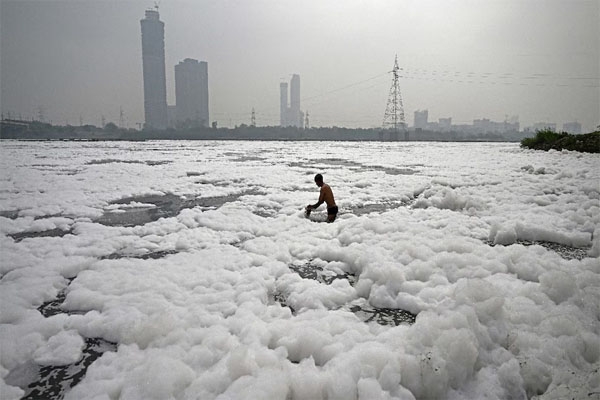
left=1, top=0, right=598, bottom=131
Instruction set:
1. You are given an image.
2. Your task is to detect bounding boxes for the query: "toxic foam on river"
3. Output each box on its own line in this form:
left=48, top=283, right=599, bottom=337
left=1, top=140, right=598, bottom=400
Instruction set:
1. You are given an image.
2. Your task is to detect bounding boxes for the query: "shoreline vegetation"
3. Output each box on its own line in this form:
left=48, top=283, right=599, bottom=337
left=520, top=129, right=600, bottom=153
left=3, top=119, right=531, bottom=142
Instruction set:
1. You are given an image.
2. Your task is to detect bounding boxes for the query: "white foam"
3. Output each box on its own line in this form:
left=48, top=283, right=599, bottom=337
left=1, top=141, right=598, bottom=399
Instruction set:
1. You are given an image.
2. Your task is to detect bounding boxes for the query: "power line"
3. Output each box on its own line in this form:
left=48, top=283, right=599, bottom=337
left=301, top=72, right=389, bottom=104
left=396, top=66, right=599, bottom=88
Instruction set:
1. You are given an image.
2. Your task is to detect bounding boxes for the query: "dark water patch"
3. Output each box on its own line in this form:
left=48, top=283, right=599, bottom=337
left=58, top=170, right=79, bottom=175
left=271, top=291, right=295, bottom=314
left=33, top=214, right=69, bottom=221
left=86, top=159, right=143, bottom=165
left=10, top=228, right=73, bottom=243
left=366, top=165, right=419, bottom=175
left=97, top=189, right=265, bottom=227
left=186, top=171, right=206, bottom=177
left=100, top=249, right=178, bottom=260
left=0, top=210, right=20, bottom=219
left=15, top=337, right=117, bottom=400
left=199, top=189, right=265, bottom=209
left=349, top=304, right=416, bottom=326
left=232, top=156, right=265, bottom=162
left=288, top=261, right=357, bottom=286
left=97, top=193, right=183, bottom=227
left=30, top=165, right=80, bottom=175
left=38, top=279, right=75, bottom=318
left=195, top=177, right=245, bottom=187
left=144, top=160, right=172, bottom=166
left=86, top=159, right=171, bottom=166
left=312, top=158, right=363, bottom=168
left=485, top=240, right=590, bottom=261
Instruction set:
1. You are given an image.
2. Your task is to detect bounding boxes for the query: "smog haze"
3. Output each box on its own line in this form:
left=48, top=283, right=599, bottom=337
left=1, top=0, right=598, bottom=131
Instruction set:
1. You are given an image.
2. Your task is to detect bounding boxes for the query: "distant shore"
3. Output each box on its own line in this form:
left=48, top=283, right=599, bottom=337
left=1, top=120, right=535, bottom=142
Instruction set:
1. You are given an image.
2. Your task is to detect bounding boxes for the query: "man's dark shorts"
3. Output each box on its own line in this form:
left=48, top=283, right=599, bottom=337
left=327, top=206, right=338, bottom=216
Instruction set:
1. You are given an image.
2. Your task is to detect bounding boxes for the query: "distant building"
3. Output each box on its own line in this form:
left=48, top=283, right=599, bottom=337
left=280, top=74, right=304, bottom=128
left=532, top=122, right=557, bottom=132
left=473, top=117, right=519, bottom=134
left=562, top=121, right=582, bottom=134
left=140, top=9, right=168, bottom=129
left=426, top=122, right=439, bottom=131
left=175, top=58, right=209, bottom=127
left=438, top=117, right=452, bottom=131
left=414, top=110, right=428, bottom=129
left=289, top=74, right=302, bottom=127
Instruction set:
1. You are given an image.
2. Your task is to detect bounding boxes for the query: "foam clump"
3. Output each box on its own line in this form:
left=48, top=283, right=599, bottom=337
left=33, top=330, right=85, bottom=366
left=413, top=186, right=484, bottom=212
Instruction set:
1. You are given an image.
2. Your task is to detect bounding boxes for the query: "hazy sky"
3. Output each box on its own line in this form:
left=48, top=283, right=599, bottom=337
left=1, top=0, right=598, bottom=131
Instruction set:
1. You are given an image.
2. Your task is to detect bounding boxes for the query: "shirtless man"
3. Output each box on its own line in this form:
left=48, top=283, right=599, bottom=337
left=305, top=174, right=338, bottom=223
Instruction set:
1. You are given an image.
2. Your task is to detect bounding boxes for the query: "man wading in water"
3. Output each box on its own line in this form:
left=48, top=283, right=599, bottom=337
left=305, top=174, right=338, bottom=223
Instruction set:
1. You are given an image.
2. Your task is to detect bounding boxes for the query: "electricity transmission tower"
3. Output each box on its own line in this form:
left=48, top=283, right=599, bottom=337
left=37, top=106, right=46, bottom=123
left=251, top=108, right=256, bottom=127
left=119, top=106, right=125, bottom=128
left=382, top=55, right=407, bottom=140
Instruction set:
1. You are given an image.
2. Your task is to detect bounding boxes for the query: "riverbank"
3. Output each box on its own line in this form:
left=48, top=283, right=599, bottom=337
left=521, top=129, right=599, bottom=153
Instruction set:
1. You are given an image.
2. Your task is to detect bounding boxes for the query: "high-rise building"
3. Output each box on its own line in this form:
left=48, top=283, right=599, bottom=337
left=414, top=110, right=428, bottom=129
left=289, top=74, right=302, bottom=127
left=175, top=58, right=209, bottom=127
left=140, top=9, right=168, bottom=129
left=280, top=74, right=303, bottom=128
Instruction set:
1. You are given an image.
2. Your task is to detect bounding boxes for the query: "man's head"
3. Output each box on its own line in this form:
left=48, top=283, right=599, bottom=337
left=314, top=173, right=323, bottom=187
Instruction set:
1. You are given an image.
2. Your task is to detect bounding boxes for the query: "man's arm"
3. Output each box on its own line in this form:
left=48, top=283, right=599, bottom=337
left=308, top=188, right=325, bottom=210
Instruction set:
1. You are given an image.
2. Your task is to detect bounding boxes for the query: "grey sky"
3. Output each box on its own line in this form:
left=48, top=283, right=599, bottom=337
left=1, top=0, right=598, bottom=131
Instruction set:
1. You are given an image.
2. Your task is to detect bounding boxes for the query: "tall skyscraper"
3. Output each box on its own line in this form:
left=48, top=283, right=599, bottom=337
left=290, top=74, right=301, bottom=125
left=175, top=58, right=209, bottom=127
left=140, top=8, right=168, bottom=129
left=289, top=74, right=303, bottom=127
left=280, top=74, right=303, bottom=128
